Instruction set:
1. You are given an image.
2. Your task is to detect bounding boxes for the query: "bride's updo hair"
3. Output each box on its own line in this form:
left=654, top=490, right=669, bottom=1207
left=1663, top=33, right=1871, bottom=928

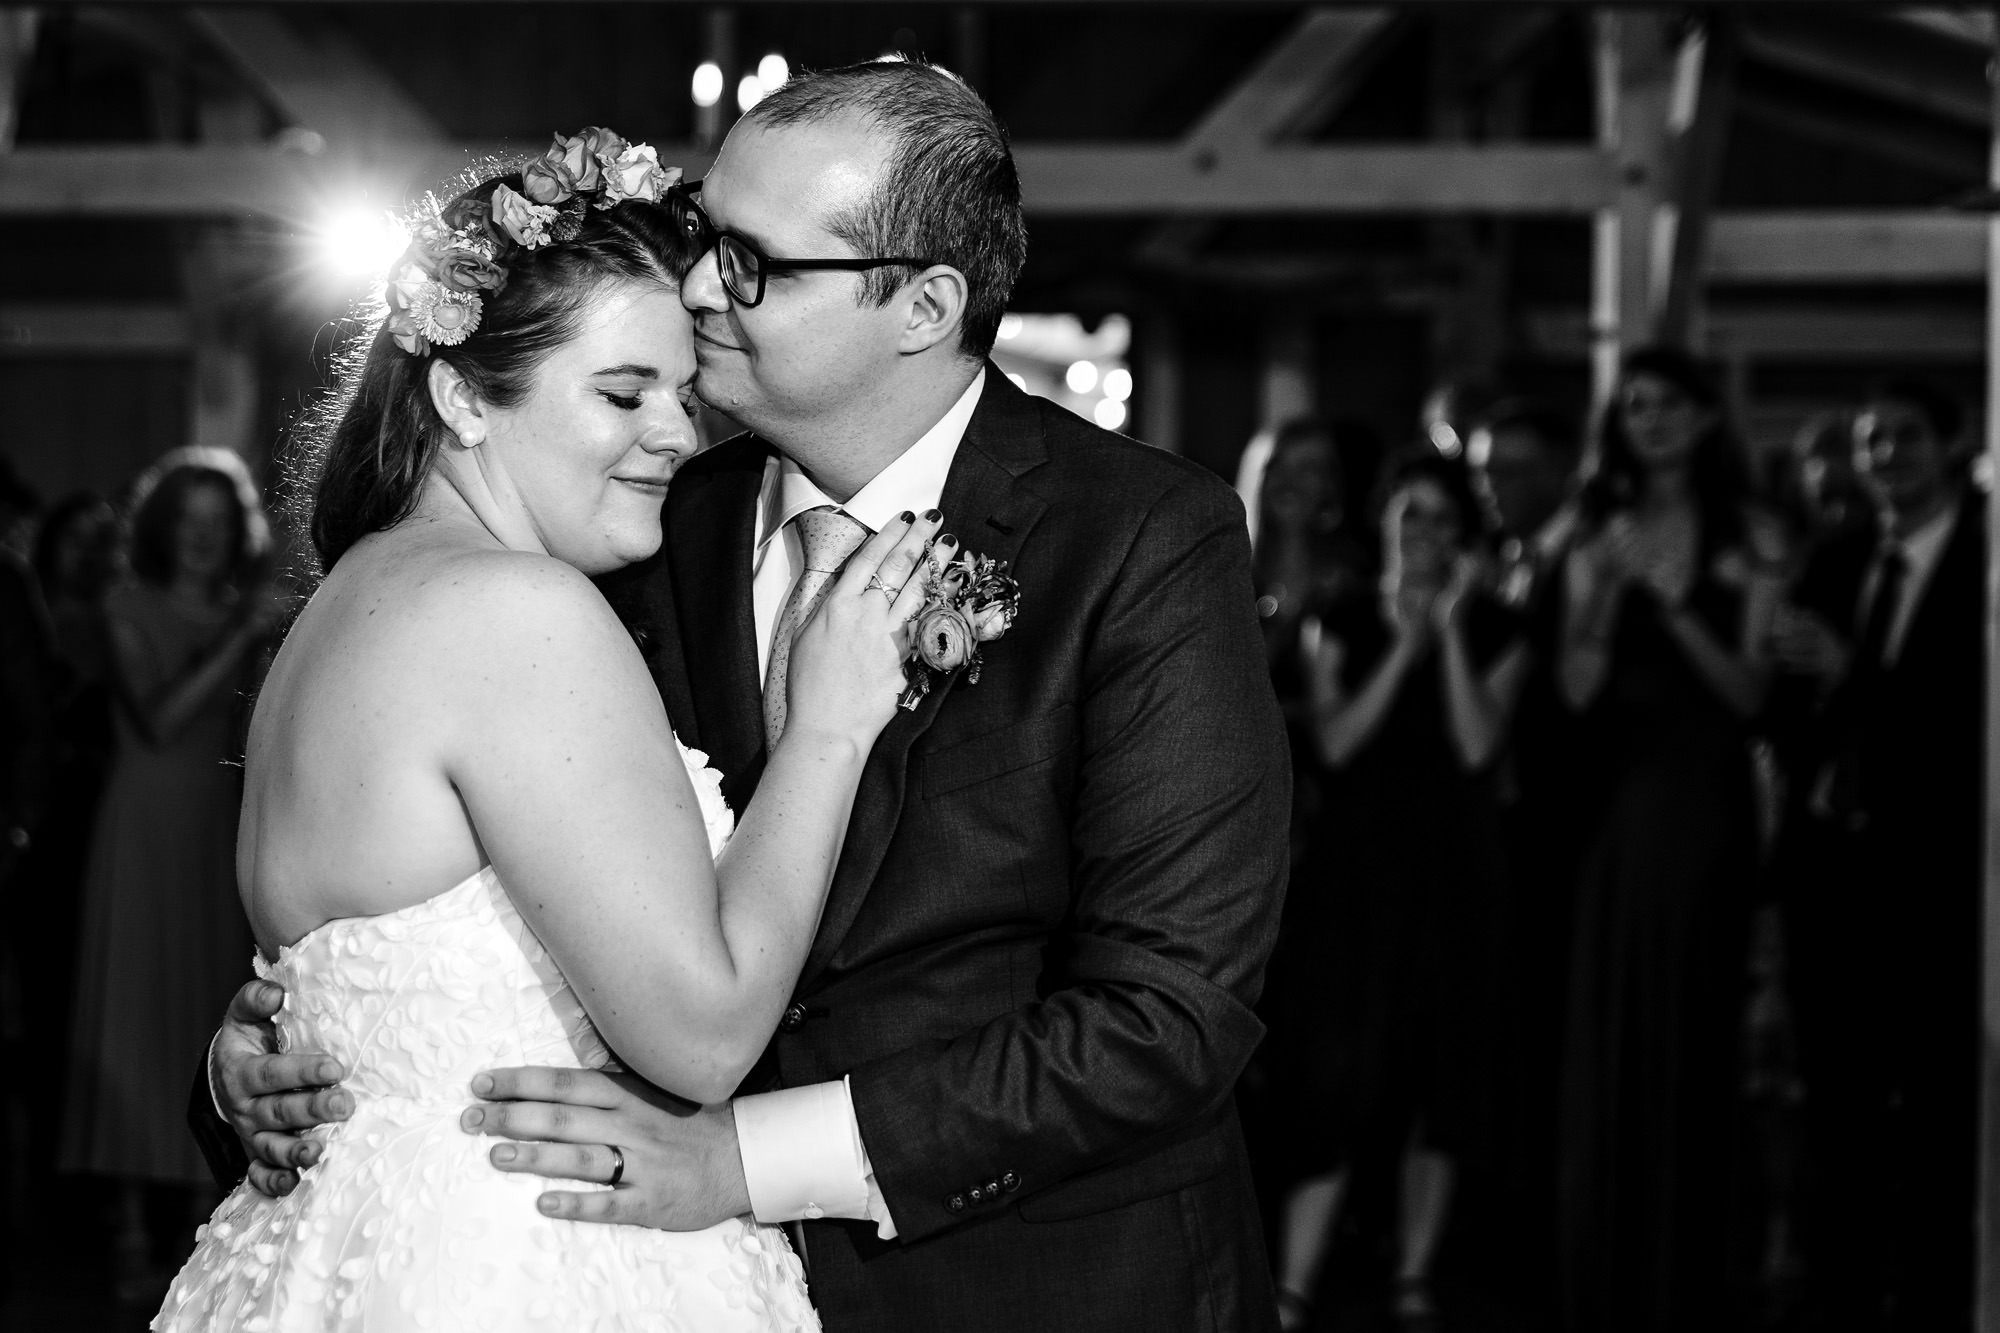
left=294, top=149, right=700, bottom=574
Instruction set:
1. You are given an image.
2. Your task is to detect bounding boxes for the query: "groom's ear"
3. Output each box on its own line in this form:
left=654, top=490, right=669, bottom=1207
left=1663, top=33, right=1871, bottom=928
left=426, top=358, right=490, bottom=448
left=896, top=265, right=970, bottom=357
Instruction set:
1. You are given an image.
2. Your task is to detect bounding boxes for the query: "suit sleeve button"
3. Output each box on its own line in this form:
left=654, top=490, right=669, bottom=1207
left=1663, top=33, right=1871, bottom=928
left=1000, top=1171, right=1019, bottom=1192
left=946, top=1193, right=967, bottom=1213
left=779, top=1003, right=807, bottom=1032
left=968, top=1186, right=985, bottom=1204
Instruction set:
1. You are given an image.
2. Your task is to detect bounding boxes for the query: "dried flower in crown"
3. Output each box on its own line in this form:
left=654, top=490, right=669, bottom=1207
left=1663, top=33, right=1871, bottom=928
left=378, top=127, right=683, bottom=357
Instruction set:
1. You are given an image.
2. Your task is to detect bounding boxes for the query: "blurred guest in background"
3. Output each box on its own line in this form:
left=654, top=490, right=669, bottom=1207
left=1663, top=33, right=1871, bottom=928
left=1465, top=397, right=1588, bottom=1306
left=1272, top=453, right=1528, bottom=1329
left=1243, top=416, right=1370, bottom=1279
left=1254, top=417, right=1372, bottom=679
left=11, top=497, right=122, bottom=1190
left=0, top=455, right=39, bottom=561
left=1786, top=409, right=1873, bottom=549
left=1769, top=377, right=1982, bottom=1333
left=59, top=449, right=279, bottom=1295
left=1556, top=347, right=1778, bottom=1332
left=1466, top=399, right=1584, bottom=603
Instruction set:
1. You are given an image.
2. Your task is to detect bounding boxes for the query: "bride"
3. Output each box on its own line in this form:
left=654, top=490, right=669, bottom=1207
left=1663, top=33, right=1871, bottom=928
left=154, top=130, right=947, bottom=1331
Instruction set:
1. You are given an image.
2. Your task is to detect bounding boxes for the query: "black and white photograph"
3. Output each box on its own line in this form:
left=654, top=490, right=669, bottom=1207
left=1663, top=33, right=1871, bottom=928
left=0, top=3, right=1995, bottom=1331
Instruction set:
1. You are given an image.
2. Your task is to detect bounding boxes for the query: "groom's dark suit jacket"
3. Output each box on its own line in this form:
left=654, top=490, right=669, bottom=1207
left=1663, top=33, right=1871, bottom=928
left=190, top=366, right=1290, bottom=1331
left=610, top=365, right=1290, bottom=1331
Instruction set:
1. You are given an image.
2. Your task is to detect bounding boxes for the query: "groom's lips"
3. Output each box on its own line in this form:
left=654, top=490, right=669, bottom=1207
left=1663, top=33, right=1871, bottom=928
left=694, top=327, right=743, bottom=353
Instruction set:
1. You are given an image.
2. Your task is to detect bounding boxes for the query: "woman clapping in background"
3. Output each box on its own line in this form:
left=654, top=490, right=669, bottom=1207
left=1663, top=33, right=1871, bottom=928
left=61, top=449, right=284, bottom=1299
left=1275, top=452, right=1529, bottom=1328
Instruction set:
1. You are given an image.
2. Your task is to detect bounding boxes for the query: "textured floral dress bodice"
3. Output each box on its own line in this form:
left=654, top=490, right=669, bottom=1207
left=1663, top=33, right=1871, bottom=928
left=156, top=742, right=819, bottom=1333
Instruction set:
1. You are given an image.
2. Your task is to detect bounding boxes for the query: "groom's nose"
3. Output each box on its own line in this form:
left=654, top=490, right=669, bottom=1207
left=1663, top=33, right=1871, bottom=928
left=681, top=249, right=730, bottom=314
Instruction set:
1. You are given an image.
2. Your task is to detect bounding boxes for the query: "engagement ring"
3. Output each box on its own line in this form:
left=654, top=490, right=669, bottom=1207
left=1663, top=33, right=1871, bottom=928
left=606, top=1144, right=625, bottom=1188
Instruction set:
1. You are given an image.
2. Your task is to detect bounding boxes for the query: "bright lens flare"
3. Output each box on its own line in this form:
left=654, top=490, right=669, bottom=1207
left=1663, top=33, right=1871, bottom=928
left=738, top=75, right=766, bottom=113
left=691, top=62, right=724, bottom=108
left=1065, top=360, right=1099, bottom=395
left=318, top=208, right=408, bottom=279
left=1101, top=367, right=1133, bottom=403
left=1093, top=398, right=1128, bottom=431
left=757, top=53, right=790, bottom=88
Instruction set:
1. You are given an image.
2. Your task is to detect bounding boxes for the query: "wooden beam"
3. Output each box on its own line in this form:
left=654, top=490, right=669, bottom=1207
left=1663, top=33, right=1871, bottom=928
left=1981, top=22, right=2000, bottom=1330
left=0, top=304, right=190, bottom=356
left=1591, top=11, right=1676, bottom=407
left=1707, top=212, right=1985, bottom=283
left=188, top=8, right=445, bottom=146
left=1186, top=8, right=1393, bottom=154
left=1526, top=304, right=1984, bottom=361
left=1136, top=7, right=1394, bottom=269
left=1022, top=144, right=1616, bottom=215
left=0, top=142, right=1614, bottom=217
left=1740, top=14, right=1987, bottom=129
left=0, top=11, right=38, bottom=151
left=1659, top=17, right=1738, bottom=348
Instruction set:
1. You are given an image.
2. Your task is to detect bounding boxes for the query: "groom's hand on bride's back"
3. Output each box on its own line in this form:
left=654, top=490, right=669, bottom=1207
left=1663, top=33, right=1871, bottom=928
left=212, top=978, right=353, bottom=1196
left=461, top=1065, right=751, bottom=1231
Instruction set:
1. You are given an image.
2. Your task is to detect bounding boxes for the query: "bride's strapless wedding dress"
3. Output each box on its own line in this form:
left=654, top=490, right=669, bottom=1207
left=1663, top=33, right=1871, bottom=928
left=155, top=743, right=818, bottom=1333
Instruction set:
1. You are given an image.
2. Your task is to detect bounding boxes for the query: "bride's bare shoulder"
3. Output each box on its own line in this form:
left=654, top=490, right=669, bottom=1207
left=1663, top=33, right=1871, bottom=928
left=304, top=533, right=635, bottom=686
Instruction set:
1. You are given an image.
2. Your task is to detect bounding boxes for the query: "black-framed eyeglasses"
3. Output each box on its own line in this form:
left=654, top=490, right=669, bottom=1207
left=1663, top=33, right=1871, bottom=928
left=669, top=181, right=933, bottom=308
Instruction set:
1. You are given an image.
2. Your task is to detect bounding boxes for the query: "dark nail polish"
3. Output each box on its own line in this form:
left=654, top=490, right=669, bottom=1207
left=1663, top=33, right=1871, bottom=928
left=940, top=534, right=957, bottom=546
left=898, top=510, right=915, bottom=524
left=923, top=509, right=941, bottom=522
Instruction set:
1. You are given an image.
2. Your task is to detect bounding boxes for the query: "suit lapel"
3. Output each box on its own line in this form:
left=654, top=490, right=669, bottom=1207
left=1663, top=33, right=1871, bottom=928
left=801, top=366, right=1052, bottom=983
left=667, top=437, right=769, bottom=806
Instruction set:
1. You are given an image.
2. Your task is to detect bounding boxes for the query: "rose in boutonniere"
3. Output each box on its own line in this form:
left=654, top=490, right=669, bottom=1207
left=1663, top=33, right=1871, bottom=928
left=914, top=605, right=976, bottom=673
left=969, top=600, right=1014, bottom=643
left=897, top=547, right=1022, bottom=709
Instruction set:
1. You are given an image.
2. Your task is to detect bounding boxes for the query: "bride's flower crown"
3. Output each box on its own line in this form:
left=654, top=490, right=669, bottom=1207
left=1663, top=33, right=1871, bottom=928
left=383, top=126, right=683, bottom=356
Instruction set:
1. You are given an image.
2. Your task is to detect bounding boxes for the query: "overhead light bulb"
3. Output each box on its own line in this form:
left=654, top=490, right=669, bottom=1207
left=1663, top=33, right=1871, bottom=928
left=737, top=74, right=766, bottom=113
left=1101, top=367, right=1133, bottom=403
left=317, top=207, right=408, bottom=279
left=691, top=62, right=723, bottom=109
left=757, top=53, right=790, bottom=89
left=1093, top=398, right=1128, bottom=431
left=1065, top=360, right=1099, bottom=395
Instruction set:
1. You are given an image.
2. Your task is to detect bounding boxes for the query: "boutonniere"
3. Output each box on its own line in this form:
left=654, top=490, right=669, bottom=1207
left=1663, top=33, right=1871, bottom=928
left=900, top=550, right=1022, bottom=710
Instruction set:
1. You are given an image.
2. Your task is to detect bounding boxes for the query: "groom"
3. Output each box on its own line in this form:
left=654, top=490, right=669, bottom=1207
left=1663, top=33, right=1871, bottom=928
left=199, top=59, right=1288, bottom=1331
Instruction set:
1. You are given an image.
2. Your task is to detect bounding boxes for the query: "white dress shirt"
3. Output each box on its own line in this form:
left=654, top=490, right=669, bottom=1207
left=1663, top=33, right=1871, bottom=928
left=1857, top=501, right=1958, bottom=667
left=733, top=372, right=984, bottom=1240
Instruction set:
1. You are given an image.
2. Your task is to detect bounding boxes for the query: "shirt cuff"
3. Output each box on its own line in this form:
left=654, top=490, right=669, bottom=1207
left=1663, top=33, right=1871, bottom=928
left=733, top=1076, right=899, bottom=1239
left=207, top=1028, right=227, bottom=1121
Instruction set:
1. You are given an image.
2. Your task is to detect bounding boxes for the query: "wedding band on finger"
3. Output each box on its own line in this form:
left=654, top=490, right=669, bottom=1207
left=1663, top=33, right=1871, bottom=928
left=605, top=1143, right=625, bottom=1188
left=864, top=574, right=897, bottom=607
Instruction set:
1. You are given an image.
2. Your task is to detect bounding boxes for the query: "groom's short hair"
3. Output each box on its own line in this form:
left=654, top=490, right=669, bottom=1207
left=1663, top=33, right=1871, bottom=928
left=742, top=57, right=1026, bottom=359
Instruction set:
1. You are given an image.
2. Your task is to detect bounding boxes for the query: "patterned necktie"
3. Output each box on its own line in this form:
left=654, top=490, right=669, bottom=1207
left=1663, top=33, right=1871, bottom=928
left=763, top=506, right=871, bottom=750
